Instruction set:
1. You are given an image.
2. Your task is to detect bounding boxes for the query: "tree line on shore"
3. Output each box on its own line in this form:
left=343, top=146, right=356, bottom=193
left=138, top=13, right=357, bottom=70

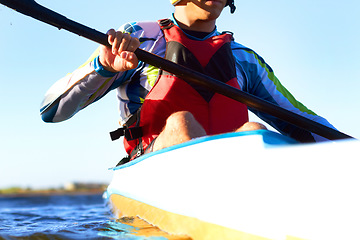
left=0, top=183, right=108, bottom=195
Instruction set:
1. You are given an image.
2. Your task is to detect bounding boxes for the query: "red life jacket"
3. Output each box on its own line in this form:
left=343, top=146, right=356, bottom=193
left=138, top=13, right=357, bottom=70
left=123, top=19, right=249, bottom=157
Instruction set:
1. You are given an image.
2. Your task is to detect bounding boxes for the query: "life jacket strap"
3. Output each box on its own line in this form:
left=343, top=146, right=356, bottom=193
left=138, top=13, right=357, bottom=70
left=159, top=18, right=175, bottom=29
left=110, top=106, right=143, bottom=141
left=110, top=126, right=143, bottom=141
left=114, top=139, right=144, bottom=166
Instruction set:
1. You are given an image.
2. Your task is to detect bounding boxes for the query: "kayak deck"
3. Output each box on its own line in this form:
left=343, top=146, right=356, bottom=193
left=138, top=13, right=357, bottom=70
left=105, top=130, right=360, bottom=240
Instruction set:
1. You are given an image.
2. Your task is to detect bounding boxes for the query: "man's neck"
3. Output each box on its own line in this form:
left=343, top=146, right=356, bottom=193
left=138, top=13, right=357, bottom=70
left=173, top=7, right=216, bottom=32
left=181, top=28, right=214, bottom=39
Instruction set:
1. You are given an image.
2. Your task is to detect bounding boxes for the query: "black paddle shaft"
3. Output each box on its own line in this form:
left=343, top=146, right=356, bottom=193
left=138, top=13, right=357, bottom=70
left=0, top=0, right=354, bottom=140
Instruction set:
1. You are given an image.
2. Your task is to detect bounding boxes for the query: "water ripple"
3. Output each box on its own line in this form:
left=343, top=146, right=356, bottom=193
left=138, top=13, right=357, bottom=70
left=0, top=194, right=175, bottom=240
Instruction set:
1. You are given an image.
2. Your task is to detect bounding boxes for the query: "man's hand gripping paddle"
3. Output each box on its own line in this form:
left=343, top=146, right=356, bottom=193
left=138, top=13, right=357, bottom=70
left=0, top=0, right=354, bottom=141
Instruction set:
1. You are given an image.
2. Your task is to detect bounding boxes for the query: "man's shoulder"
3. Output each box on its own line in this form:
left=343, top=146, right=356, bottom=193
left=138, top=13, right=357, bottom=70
left=119, top=21, right=162, bottom=38
left=231, top=41, right=265, bottom=63
left=231, top=41, right=254, bottom=54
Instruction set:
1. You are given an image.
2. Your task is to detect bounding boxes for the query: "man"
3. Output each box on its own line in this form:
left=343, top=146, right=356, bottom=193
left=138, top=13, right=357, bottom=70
left=41, top=0, right=335, bottom=160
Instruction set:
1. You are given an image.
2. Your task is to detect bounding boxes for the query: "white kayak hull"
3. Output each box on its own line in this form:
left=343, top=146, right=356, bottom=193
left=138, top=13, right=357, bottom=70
left=105, top=130, right=360, bottom=240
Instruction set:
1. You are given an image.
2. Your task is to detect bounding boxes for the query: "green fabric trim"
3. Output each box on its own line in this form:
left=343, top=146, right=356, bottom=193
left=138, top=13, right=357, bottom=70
left=82, top=76, right=113, bottom=108
left=146, top=65, right=160, bottom=87
left=246, top=50, right=317, bottom=116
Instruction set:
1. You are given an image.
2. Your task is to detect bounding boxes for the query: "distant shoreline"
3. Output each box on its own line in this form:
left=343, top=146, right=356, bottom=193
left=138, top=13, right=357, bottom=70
left=0, top=189, right=106, bottom=198
left=0, top=185, right=107, bottom=198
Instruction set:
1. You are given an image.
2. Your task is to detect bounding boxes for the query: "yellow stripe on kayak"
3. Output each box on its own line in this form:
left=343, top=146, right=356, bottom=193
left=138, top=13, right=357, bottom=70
left=109, top=194, right=294, bottom=240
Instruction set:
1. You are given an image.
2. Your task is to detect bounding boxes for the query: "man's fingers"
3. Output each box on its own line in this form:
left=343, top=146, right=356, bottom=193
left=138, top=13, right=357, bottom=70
left=128, top=37, right=141, bottom=52
left=111, top=31, right=130, bottom=55
left=106, top=29, right=116, bottom=45
left=107, top=29, right=140, bottom=56
left=119, top=51, right=139, bottom=70
left=117, top=33, right=132, bottom=53
left=101, top=29, right=140, bottom=72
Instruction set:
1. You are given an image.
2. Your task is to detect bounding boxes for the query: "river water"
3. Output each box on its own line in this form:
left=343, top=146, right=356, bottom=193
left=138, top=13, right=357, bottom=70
left=0, top=193, right=173, bottom=240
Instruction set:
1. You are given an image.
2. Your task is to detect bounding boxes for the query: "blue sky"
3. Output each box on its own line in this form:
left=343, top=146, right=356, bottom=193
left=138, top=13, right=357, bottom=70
left=0, top=0, right=359, bottom=189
